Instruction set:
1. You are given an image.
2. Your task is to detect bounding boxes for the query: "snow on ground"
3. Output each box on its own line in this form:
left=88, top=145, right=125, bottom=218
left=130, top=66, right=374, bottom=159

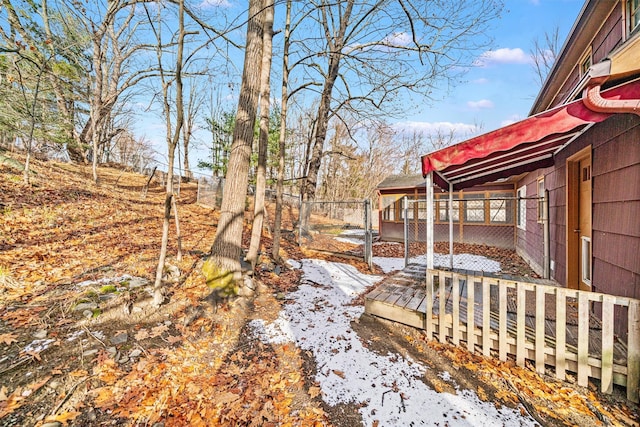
left=373, top=253, right=501, bottom=274
left=334, top=229, right=366, bottom=245
left=250, top=259, right=535, bottom=426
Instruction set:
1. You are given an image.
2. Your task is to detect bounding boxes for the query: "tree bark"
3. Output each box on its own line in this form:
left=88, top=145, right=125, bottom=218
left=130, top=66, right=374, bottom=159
left=204, top=0, right=264, bottom=295
left=247, top=1, right=274, bottom=269
left=272, top=0, right=291, bottom=262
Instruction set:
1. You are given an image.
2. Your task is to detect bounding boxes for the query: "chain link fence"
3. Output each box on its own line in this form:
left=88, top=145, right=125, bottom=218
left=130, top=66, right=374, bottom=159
left=400, top=195, right=547, bottom=277
left=196, top=176, right=225, bottom=208
left=299, top=200, right=373, bottom=269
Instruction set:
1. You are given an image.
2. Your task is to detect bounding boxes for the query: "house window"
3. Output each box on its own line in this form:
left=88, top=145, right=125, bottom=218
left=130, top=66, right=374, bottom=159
left=537, top=177, right=546, bottom=222
left=381, top=196, right=397, bottom=221
left=581, top=236, right=592, bottom=286
left=438, top=199, right=459, bottom=223
left=489, top=193, right=513, bottom=224
left=464, top=194, right=485, bottom=223
left=400, top=197, right=414, bottom=220
left=417, top=200, right=427, bottom=220
left=517, top=186, right=526, bottom=230
left=629, top=0, right=640, bottom=34
left=580, top=53, right=592, bottom=77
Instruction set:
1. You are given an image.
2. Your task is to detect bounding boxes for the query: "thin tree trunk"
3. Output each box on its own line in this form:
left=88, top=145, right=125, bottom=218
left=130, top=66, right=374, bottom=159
left=247, top=1, right=274, bottom=269
left=172, top=195, right=183, bottom=261
left=204, top=0, right=264, bottom=295
left=153, top=0, right=186, bottom=306
left=272, top=0, right=291, bottom=262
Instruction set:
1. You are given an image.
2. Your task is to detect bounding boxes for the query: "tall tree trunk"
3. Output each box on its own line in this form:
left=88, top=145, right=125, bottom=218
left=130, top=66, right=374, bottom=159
left=300, top=0, right=353, bottom=230
left=247, top=1, right=274, bottom=269
left=300, top=56, right=340, bottom=228
left=203, top=0, right=264, bottom=296
left=272, top=0, right=291, bottom=262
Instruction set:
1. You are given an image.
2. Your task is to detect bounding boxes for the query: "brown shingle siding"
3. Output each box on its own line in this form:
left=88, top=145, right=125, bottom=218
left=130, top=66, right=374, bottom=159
left=592, top=3, right=623, bottom=63
left=593, top=200, right=640, bottom=236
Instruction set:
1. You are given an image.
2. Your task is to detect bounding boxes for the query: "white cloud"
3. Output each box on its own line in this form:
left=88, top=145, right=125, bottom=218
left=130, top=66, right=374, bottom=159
left=500, top=114, right=524, bottom=126
left=200, top=0, right=232, bottom=8
left=394, top=121, right=480, bottom=137
left=383, top=32, right=412, bottom=46
left=473, top=77, right=489, bottom=84
left=467, top=99, right=494, bottom=110
left=474, top=48, right=533, bottom=67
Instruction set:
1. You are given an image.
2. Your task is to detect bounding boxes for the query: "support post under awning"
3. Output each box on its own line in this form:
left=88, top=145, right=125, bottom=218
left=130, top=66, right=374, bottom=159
left=425, top=172, right=434, bottom=338
left=426, top=172, right=434, bottom=270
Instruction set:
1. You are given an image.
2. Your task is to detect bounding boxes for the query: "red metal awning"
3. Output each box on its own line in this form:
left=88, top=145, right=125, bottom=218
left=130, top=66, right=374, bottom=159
left=421, top=79, right=640, bottom=190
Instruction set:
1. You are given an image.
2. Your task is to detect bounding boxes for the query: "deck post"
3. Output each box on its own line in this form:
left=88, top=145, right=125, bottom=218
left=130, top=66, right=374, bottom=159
left=403, top=196, right=409, bottom=267
left=628, top=299, right=640, bottom=403
left=449, top=182, right=454, bottom=269
left=543, top=189, right=550, bottom=279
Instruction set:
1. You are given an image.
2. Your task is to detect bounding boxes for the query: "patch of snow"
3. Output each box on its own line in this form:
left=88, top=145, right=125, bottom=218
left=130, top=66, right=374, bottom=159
left=257, top=259, right=535, bottom=426
left=66, top=330, right=85, bottom=342
left=373, top=241, right=400, bottom=246
left=373, top=253, right=501, bottom=274
left=23, top=339, right=55, bottom=353
left=249, top=313, right=296, bottom=345
left=334, top=229, right=366, bottom=245
left=287, top=260, right=302, bottom=270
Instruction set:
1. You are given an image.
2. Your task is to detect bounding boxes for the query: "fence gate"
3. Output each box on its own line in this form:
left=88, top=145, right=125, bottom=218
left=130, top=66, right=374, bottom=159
left=299, top=200, right=373, bottom=270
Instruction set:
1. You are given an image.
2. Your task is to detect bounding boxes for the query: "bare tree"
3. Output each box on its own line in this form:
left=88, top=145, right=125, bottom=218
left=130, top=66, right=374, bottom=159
left=182, top=81, right=206, bottom=180
left=203, top=0, right=264, bottom=297
left=290, top=0, right=503, bottom=228
left=398, top=130, right=423, bottom=175
left=145, top=0, right=186, bottom=306
left=530, top=25, right=560, bottom=87
left=247, top=1, right=275, bottom=269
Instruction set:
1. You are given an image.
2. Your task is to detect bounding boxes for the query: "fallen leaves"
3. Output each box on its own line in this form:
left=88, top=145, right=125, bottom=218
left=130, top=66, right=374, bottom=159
left=332, top=369, right=346, bottom=379
left=44, top=411, right=81, bottom=425
left=0, top=333, right=18, bottom=345
left=0, top=306, right=46, bottom=328
left=0, top=375, right=51, bottom=418
left=0, top=155, right=634, bottom=427
left=424, top=339, right=637, bottom=426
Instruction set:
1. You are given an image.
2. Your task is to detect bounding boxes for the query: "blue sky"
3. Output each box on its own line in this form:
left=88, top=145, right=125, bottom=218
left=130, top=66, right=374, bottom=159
left=399, top=0, right=584, bottom=138
left=136, top=0, right=585, bottom=175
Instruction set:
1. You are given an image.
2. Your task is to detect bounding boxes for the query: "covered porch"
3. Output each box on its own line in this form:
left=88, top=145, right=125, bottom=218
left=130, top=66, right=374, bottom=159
left=366, top=77, right=640, bottom=402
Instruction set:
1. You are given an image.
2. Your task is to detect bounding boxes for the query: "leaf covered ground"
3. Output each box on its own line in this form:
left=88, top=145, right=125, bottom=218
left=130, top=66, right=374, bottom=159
left=0, top=153, right=638, bottom=426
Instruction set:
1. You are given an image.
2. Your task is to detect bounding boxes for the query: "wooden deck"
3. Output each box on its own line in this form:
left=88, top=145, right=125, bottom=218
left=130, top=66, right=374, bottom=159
left=364, top=264, right=640, bottom=402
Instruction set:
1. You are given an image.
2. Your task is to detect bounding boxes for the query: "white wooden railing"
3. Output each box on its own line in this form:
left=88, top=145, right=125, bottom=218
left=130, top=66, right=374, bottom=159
left=425, top=269, right=640, bottom=403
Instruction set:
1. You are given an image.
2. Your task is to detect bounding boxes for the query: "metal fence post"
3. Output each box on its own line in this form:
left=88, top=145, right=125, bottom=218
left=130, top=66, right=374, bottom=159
left=403, top=196, right=409, bottom=267
left=364, top=199, right=373, bottom=270
left=298, top=200, right=304, bottom=246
